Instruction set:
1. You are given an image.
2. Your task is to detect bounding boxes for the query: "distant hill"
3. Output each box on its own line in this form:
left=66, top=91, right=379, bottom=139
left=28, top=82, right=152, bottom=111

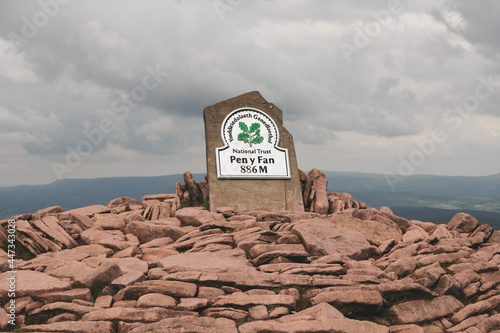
left=0, top=174, right=205, bottom=219
left=1, top=171, right=499, bottom=229
left=323, top=171, right=500, bottom=230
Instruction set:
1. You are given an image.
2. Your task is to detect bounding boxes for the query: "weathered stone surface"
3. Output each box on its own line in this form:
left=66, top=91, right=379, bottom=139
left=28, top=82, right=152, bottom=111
left=350, top=208, right=409, bottom=232
left=137, top=293, right=177, bottom=308
left=29, top=301, right=96, bottom=315
left=201, top=307, right=249, bottom=320
left=252, top=249, right=309, bottom=266
left=113, top=280, right=197, bottom=301
left=248, top=243, right=305, bottom=258
left=412, top=262, right=446, bottom=287
left=476, top=313, right=500, bottom=333
left=45, top=260, right=123, bottom=289
left=14, top=225, right=61, bottom=255
left=65, top=205, right=111, bottom=217
left=402, top=226, right=428, bottom=243
left=96, top=257, right=148, bottom=275
left=82, top=307, right=198, bottom=322
left=428, top=225, right=453, bottom=242
left=8, top=178, right=500, bottom=332
left=184, top=171, right=203, bottom=202
left=239, top=318, right=390, bottom=333
left=175, top=207, right=225, bottom=227
left=70, top=244, right=113, bottom=257
left=107, top=196, right=142, bottom=209
left=293, top=220, right=372, bottom=258
left=249, top=305, right=269, bottom=320
left=0, top=308, right=8, bottom=329
left=0, top=271, right=71, bottom=302
left=311, top=290, right=384, bottom=307
left=391, top=296, right=464, bottom=324
left=159, top=248, right=256, bottom=273
left=489, top=230, right=500, bottom=243
left=32, top=205, right=64, bottom=219
left=124, top=220, right=187, bottom=243
left=111, top=270, right=146, bottom=288
left=416, top=251, right=470, bottom=267
left=447, top=314, right=488, bottom=332
left=198, top=286, right=225, bottom=300
left=389, top=325, right=425, bottom=333
left=31, top=216, right=78, bottom=248
left=278, top=302, right=344, bottom=323
left=269, top=306, right=289, bottom=318
left=447, top=212, right=479, bottom=233
left=204, top=91, right=303, bottom=212
left=434, top=274, right=461, bottom=296
left=308, top=168, right=329, bottom=214
left=113, top=300, right=137, bottom=308
left=139, top=237, right=174, bottom=248
left=260, top=263, right=344, bottom=275
left=385, top=258, right=417, bottom=277
left=47, top=312, right=78, bottom=323
left=141, top=248, right=179, bottom=263
left=176, top=297, right=209, bottom=311
left=298, top=168, right=312, bottom=207
left=22, top=321, right=114, bottom=333
left=450, top=295, right=500, bottom=324
left=331, top=213, right=403, bottom=245
left=36, top=288, right=93, bottom=303
left=213, top=293, right=295, bottom=307
left=95, top=295, right=113, bottom=308
left=94, top=216, right=126, bottom=230
left=80, top=228, right=124, bottom=245
left=142, top=193, right=176, bottom=207
left=128, top=316, right=238, bottom=333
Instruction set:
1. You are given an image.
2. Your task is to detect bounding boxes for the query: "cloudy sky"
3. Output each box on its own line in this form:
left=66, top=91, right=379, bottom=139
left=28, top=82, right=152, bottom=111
left=1, top=0, right=499, bottom=188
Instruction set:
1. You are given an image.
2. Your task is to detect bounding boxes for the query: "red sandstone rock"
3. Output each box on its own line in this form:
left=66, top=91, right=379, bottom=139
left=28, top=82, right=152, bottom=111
left=308, top=168, right=329, bottom=214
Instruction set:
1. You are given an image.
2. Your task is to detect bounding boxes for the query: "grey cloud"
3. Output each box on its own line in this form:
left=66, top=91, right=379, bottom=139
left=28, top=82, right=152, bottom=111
left=0, top=0, right=499, bottom=186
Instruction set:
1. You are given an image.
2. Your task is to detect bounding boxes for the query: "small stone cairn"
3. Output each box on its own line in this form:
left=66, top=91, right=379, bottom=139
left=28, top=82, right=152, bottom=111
left=1, top=169, right=500, bottom=332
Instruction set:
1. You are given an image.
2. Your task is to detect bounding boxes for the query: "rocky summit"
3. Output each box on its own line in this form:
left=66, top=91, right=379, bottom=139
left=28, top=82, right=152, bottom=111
left=1, top=169, right=500, bottom=333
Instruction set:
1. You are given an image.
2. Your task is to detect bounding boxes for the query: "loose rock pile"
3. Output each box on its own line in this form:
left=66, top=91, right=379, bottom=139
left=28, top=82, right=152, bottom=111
left=1, top=170, right=499, bottom=332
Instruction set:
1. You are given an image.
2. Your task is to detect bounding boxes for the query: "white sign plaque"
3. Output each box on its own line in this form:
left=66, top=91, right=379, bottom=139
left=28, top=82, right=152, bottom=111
left=216, top=107, right=291, bottom=179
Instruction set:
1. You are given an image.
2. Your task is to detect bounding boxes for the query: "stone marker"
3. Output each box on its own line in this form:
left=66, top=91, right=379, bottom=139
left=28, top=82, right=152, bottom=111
left=204, top=91, right=303, bottom=212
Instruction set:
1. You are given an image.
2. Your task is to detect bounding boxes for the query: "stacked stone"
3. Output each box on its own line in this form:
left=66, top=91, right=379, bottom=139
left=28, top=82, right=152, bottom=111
left=1, top=188, right=500, bottom=332
left=299, top=168, right=366, bottom=214
left=175, top=172, right=209, bottom=208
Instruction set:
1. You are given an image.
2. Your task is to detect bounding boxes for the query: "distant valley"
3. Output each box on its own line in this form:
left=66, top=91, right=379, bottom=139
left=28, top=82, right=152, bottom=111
left=1, top=171, right=499, bottom=230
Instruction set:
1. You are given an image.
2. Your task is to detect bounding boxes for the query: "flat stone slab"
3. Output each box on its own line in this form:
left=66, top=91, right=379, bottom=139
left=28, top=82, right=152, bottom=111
left=0, top=270, right=71, bottom=303
left=82, top=307, right=198, bottom=322
left=292, top=219, right=373, bottom=257
left=36, top=288, right=93, bottom=303
left=128, top=316, right=238, bottom=333
left=159, top=248, right=257, bottom=274
left=391, top=296, right=464, bottom=324
left=124, top=221, right=187, bottom=243
left=22, top=321, right=114, bottom=333
left=212, top=293, right=296, bottom=307
left=278, top=302, right=344, bottom=323
left=311, top=290, right=384, bottom=307
left=113, top=280, right=197, bottom=301
left=238, top=318, right=389, bottom=333
left=29, top=301, right=96, bottom=315
left=65, top=205, right=111, bottom=217
left=175, top=207, right=226, bottom=227
left=31, top=216, right=78, bottom=248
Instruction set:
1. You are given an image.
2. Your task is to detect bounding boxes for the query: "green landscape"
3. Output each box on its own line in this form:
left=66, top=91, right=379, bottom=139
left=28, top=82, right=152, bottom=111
left=1, top=171, right=499, bottom=230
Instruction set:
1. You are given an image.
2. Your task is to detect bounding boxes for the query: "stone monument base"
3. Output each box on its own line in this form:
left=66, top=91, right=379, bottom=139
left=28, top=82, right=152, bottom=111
left=204, top=91, right=304, bottom=212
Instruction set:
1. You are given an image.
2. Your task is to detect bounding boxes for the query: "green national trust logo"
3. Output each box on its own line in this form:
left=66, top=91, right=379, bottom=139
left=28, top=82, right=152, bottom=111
left=237, top=122, right=264, bottom=147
